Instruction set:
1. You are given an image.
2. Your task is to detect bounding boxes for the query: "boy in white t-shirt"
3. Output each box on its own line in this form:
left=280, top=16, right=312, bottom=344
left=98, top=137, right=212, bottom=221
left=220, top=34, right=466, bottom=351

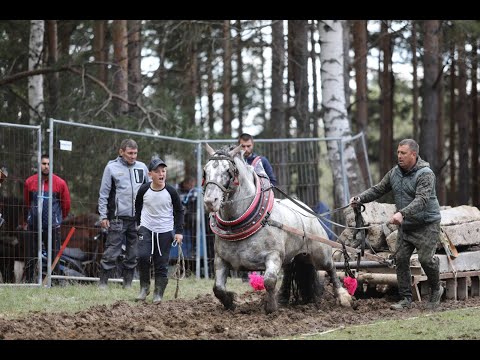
left=134, top=158, right=184, bottom=303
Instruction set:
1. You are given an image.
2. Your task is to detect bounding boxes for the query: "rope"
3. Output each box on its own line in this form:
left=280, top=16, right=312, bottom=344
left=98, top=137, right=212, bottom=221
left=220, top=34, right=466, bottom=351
left=273, top=186, right=373, bottom=231
left=170, top=242, right=186, bottom=299
left=341, top=241, right=355, bottom=278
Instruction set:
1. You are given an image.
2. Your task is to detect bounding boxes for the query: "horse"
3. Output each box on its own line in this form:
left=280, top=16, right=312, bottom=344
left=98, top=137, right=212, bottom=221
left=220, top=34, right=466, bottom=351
left=202, top=144, right=352, bottom=314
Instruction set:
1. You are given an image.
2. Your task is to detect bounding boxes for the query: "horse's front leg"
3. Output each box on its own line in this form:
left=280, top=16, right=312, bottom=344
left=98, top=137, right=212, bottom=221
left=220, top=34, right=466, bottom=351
left=263, top=253, right=282, bottom=314
left=325, top=260, right=352, bottom=307
left=213, top=256, right=236, bottom=310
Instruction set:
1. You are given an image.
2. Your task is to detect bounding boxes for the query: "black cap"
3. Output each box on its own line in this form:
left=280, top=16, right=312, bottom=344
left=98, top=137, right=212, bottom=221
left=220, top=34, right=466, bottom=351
left=148, top=158, right=167, bottom=171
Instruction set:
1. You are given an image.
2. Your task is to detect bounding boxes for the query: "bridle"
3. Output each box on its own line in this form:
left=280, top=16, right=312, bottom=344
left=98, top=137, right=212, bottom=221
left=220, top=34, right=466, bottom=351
left=203, top=153, right=239, bottom=199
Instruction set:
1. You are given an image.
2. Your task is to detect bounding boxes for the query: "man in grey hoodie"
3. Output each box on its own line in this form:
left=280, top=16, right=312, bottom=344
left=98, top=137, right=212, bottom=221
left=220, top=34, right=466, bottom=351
left=350, top=139, right=444, bottom=311
left=98, top=139, right=149, bottom=289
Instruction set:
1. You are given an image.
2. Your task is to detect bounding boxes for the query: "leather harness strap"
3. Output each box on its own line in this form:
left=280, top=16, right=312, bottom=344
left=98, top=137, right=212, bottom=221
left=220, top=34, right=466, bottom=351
left=209, top=173, right=275, bottom=241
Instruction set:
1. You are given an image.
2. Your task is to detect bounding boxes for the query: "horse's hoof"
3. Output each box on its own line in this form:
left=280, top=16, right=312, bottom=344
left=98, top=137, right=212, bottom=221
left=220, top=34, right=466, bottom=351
left=337, top=294, right=353, bottom=307
left=278, top=298, right=289, bottom=306
left=224, top=303, right=236, bottom=311
left=264, top=302, right=278, bottom=314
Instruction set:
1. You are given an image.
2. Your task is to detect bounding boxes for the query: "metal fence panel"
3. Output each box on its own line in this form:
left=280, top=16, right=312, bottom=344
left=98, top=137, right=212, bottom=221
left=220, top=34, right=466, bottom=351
left=1, top=118, right=371, bottom=284
left=0, top=122, right=42, bottom=286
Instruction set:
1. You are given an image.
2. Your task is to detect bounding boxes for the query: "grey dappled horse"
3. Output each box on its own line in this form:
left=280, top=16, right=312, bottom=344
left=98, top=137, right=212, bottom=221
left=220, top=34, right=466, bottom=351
left=203, top=144, right=352, bottom=314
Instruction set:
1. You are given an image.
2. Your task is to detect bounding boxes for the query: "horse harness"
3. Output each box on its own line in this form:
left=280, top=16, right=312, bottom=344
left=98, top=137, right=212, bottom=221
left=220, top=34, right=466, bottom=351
left=204, top=152, right=275, bottom=241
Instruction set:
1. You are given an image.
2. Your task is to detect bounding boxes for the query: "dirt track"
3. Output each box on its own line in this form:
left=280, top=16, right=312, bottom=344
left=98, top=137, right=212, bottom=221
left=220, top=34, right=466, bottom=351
left=1, top=286, right=480, bottom=340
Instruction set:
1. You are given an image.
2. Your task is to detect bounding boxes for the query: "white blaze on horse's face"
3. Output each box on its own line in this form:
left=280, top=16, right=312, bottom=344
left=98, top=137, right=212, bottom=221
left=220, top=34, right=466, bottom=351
left=203, top=157, right=232, bottom=213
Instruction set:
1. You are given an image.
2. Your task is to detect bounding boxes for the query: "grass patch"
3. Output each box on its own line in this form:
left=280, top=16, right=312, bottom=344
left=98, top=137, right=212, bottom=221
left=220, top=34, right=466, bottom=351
left=0, top=277, right=250, bottom=319
left=288, top=306, right=480, bottom=340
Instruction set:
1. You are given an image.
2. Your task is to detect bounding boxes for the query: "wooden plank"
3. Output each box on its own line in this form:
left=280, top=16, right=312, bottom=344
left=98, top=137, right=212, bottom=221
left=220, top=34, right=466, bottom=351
left=471, top=276, right=480, bottom=297
left=445, top=278, right=457, bottom=300
left=457, top=277, right=468, bottom=300
left=411, top=251, right=480, bottom=274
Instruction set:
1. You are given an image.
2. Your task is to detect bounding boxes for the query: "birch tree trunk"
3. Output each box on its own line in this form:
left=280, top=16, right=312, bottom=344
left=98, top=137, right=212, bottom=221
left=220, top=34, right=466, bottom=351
left=318, top=20, right=362, bottom=207
left=271, top=20, right=288, bottom=187
left=471, top=40, right=479, bottom=208
left=449, top=44, right=457, bottom=206
left=28, top=20, right=45, bottom=125
left=411, top=21, right=420, bottom=142
left=236, top=20, right=245, bottom=136
left=457, top=34, right=470, bottom=205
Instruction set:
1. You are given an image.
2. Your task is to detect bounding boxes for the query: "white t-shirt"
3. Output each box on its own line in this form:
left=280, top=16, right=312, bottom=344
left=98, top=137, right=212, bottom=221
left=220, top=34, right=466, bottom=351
left=140, top=186, right=174, bottom=233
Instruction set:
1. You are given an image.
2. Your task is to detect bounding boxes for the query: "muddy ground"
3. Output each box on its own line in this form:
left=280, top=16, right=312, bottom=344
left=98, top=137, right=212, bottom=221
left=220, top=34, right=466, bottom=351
left=1, top=285, right=480, bottom=340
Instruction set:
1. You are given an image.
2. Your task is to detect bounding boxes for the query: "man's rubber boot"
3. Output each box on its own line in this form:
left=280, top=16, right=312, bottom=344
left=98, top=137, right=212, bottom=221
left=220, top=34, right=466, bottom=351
left=122, top=268, right=134, bottom=289
left=390, top=297, right=412, bottom=310
left=152, top=277, right=168, bottom=304
left=135, top=262, right=151, bottom=301
left=427, top=286, right=444, bottom=310
left=98, top=268, right=110, bottom=290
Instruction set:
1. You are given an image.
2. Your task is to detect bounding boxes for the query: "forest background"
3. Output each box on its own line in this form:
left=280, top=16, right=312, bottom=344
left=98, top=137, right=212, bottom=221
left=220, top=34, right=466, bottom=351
left=0, top=20, right=479, bottom=210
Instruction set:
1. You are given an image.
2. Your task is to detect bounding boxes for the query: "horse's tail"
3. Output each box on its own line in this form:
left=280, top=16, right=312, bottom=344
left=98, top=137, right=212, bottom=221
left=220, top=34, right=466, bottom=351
left=281, top=256, right=324, bottom=305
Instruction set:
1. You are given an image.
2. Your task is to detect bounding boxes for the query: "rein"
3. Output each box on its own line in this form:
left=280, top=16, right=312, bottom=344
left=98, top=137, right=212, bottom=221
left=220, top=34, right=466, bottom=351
left=170, top=240, right=186, bottom=299
left=271, top=186, right=392, bottom=268
left=273, top=185, right=372, bottom=231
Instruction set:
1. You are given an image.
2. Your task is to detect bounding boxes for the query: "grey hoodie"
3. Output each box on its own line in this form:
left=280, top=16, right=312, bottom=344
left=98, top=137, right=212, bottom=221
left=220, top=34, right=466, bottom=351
left=98, top=156, right=149, bottom=220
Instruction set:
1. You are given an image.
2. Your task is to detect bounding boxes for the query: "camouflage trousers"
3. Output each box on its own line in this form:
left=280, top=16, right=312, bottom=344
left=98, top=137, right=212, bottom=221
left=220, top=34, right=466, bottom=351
left=394, top=222, right=441, bottom=300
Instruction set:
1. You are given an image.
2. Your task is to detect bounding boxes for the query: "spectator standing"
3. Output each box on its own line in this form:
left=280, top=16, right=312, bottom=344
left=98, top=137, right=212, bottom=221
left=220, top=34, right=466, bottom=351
left=97, top=139, right=149, bottom=289
left=135, top=158, right=184, bottom=303
left=24, top=154, right=71, bottom=282
left=313, top=201, right=334, bottom=240
left=237, top=133, right=277, bottom=281
left=238, top=133, right=277, bottom=186
left=171, top=176, right=198, bottom=259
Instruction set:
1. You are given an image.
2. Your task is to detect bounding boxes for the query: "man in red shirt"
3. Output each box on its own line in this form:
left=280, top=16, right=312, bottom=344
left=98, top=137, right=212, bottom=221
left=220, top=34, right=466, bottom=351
left=23, top=154, right=71, bottom=283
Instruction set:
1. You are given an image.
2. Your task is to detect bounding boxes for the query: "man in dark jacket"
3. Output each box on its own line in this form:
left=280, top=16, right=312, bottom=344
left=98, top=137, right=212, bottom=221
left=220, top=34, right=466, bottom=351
left=350, top=139, right=443, bottom=310
left=24, top=154, right=71, bottom=283
left=238, top=133, right=277, bottom=186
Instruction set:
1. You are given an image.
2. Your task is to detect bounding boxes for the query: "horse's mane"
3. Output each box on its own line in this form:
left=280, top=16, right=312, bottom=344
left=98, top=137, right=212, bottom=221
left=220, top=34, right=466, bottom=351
left=214, top=145, right=236, bottom=157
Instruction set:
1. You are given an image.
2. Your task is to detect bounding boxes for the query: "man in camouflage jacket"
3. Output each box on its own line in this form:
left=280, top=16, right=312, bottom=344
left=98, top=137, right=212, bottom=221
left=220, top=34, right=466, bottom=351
left=350, top=138, right=444, bottom=310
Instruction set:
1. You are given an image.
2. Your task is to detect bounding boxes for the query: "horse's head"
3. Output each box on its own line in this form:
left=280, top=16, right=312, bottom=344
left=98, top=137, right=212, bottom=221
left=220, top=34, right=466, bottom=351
left=203, top=144, right=243, bottom=213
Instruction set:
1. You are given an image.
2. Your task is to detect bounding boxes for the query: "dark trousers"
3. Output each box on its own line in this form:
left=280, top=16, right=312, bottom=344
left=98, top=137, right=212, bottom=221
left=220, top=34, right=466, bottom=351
left=24, top=226, right=61, bottom=283
left=137, top=226, right=173, bottom=278
left=395, top=222, right=441, bottom=300
left=100, top=218, right=138, bottom=271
